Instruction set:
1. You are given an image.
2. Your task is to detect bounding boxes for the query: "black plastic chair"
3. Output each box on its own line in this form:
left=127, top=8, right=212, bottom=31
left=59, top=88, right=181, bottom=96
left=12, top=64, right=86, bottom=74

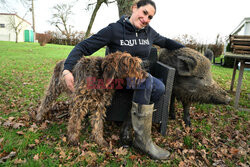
left=106, top=47, right=176, bottom=135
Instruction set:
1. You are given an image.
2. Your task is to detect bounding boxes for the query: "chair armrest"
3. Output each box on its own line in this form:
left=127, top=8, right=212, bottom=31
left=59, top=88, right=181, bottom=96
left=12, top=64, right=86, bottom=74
left=151, top=61, right=176, bottom=135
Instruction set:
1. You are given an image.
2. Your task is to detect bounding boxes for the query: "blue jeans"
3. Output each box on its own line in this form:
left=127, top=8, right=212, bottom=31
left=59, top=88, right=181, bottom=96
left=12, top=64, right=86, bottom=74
left=132, top=74, right=165, bottom=105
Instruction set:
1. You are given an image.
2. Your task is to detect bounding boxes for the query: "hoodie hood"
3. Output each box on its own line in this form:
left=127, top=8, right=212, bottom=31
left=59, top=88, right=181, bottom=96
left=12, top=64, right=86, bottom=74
left=117, top=15, right=148, bottom=34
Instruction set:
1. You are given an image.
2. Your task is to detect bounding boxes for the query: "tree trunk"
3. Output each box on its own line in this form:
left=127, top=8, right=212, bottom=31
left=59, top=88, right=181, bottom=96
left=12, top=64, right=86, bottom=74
left=85, top=0, right=105, bottom=39
left=15, top=32, right=18, bottom=43
left=31, top=0, right=36, bottom=42
left=116, top=0, right=133, bottom=17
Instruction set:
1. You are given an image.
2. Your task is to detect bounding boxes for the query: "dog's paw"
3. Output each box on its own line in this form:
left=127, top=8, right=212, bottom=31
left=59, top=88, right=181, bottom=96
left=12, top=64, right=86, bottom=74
left=68, top=140, right=79, bottom=146
left=96, top=138, right=109, bottom=148
left=68, top=135, right=80, bottom=146
left=90, top=135, right=108, bottom=147
left=35, top=114, right=44, bottom=123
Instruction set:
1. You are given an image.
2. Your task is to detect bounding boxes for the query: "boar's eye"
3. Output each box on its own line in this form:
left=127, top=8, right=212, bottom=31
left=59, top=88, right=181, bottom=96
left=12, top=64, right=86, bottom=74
left=197, top=76, right=204, bottom=80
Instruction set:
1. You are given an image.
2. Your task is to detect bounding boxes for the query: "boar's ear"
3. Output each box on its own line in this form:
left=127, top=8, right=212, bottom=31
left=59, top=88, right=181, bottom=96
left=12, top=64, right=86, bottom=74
left=176, top=56, right=197, bottom=76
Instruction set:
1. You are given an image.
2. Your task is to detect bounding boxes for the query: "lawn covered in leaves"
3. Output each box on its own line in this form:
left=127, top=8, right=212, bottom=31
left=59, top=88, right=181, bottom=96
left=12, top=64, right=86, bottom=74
left=0, top=41, right=249, bottom=166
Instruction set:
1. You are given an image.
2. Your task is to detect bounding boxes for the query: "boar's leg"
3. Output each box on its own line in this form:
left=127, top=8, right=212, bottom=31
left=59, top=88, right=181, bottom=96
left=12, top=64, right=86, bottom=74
left=169, top=93, right=176, bottom=120
left=182, top=101, right=191, bottom=126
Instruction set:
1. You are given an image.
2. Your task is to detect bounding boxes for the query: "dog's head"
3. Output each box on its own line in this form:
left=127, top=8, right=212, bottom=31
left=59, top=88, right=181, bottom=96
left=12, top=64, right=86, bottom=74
left=101, top=51, right=148, bottom=87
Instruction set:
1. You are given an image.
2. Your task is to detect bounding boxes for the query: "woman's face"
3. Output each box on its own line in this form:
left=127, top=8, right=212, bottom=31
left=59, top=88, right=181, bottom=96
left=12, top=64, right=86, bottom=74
left=129, top=4, right=155, bottom=29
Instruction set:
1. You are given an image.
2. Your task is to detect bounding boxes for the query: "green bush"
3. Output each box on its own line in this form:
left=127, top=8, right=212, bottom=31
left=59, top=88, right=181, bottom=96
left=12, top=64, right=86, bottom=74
left=221, top=42, right=236, bottom=68
left=223, top=56, right=236, bottom=68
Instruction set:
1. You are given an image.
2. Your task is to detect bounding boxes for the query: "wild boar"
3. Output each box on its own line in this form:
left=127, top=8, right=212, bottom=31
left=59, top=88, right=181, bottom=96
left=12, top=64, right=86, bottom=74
left=159, top=47, right=231, bottom=126
left=204, top=48, right=214, bottom=62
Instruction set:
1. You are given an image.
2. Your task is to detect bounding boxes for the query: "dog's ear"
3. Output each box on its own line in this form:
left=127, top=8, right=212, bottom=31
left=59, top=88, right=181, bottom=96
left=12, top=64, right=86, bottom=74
left=103, top=66, right=115, bottom=88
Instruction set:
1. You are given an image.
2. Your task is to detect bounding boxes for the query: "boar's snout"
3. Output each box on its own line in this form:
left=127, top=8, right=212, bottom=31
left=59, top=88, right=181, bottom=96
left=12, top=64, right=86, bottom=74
left=225, top=96, right=231, bottom=104
left=209, top=82, right=231, bottom=105
left=210, top=92, right=231, bottom=105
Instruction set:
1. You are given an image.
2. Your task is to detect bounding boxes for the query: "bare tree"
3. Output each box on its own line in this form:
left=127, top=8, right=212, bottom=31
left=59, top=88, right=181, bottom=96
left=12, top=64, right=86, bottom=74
left=84, top=0, right=134, bottom=38
left=50, top=3, right=74, bottom=44
left=85, top=0, right=115, bottom=38
left=19, top=0, right=36, bottom=39
left=7, top=13, right=27, bottom=43
left=1, top=0, right=36, bottom=40
left=31, top=0, right=35, bottom=39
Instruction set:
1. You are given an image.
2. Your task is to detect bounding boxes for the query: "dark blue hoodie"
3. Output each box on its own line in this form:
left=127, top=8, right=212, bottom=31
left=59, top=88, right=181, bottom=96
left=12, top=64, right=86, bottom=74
left=64, top=16, right=184, bottom=71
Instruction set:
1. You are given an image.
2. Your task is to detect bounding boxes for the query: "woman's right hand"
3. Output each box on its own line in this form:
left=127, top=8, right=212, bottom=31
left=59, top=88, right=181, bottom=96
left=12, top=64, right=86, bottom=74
left=63, top=70, right=75, bottom=92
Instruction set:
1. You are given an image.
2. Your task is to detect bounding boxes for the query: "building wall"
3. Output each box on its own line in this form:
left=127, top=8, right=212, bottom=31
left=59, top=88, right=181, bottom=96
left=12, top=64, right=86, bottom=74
left=244, top=22, right=250, bottom=35
left=0, top=14, right=33, bottom=42
left=236, top=22, right=250, bottom=35
left=0, top=15, right=11, bottom=41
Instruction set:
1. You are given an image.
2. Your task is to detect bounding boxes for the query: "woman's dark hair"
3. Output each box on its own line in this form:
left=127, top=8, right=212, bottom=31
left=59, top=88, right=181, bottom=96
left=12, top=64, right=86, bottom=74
left=136, top=0, right=156, bottom=13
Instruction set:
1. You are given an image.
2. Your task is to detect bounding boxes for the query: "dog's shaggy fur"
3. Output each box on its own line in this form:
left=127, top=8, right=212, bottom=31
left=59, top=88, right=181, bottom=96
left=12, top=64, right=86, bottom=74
left=36, top=51, right=147, bottom=146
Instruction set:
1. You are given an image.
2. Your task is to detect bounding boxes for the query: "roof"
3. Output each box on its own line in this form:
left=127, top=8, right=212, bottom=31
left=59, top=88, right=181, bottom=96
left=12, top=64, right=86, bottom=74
left=230, top=17, right=250, bottom=35
left=0, top=13, right=31, bottom=25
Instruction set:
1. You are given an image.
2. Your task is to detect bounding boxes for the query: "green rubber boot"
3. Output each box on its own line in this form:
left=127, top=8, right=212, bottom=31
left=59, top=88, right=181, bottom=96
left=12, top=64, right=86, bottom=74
left=131, top=102, right=170, bottom=160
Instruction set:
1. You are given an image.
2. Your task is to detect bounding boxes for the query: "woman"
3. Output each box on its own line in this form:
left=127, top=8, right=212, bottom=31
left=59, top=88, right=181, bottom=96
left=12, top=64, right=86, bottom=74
left=63, top=0, right=184, bottom=160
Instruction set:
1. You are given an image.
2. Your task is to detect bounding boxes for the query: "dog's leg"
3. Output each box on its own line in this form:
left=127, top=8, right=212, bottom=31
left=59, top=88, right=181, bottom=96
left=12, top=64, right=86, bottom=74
left=36, top=74, right=64, bottom=122
left=90, top=104, right=108, bottom=147
left=67, top=96, right=88, bottom=146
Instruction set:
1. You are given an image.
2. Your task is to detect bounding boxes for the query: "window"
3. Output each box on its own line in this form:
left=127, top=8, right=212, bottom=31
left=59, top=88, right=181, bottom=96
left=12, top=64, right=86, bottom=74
left=0, top=24, right=5, bottom=28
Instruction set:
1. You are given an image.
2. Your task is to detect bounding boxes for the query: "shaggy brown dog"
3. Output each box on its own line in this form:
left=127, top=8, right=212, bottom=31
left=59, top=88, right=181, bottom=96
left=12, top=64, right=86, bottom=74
left=36, top=51, right=147, bottom=146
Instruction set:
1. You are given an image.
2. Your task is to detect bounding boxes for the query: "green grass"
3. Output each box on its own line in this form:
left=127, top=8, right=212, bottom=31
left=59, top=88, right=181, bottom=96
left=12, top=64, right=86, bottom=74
left=212, top=64, right=250, bottom=108
left=0, top=41, right=249, bottom=166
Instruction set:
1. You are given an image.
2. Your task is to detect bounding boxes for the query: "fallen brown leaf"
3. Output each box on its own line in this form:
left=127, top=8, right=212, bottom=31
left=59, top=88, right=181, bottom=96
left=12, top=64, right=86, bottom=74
left=238, top=146, right=247, bottom=156
left=66, top=154, right=72, bottom=161
left=0, top=151, right=16, bottom=163
left=129, top=155, right=138, bottom=160
left=39, top=122, right=48, bottom=130
left=33, top=154, right=39, bottom=161
left=3, top=121, right=13, bottom=127
left=14, top=158, right=27, bottom=164
left=16, top=131, right=25, bottom=135
left=182, top=149, right=188, bottom=154
left=111, top=135, right=119, bottom=141
left=35, top=139, right=39, bottom=144
left=230, top=147, right=239, bottom=156
left=171, top=141, right=183, bottom=148
left=114, top=147, right=128, bottom=156
left=8, top=117, right=15, bottom=121
left=62, top=137, right=67, bottom=143
left=74, top=151, right=97, bottom=165
left=30, top=123, right=38, bottom=129
left=0, top=138, right=4, bottom=144
left=188, top=155, right=195, bottom=161
left=59, top=150, right=66, bottom=159
left=28, top=144, right=36, bottom=149
left=202, top=138, right=208, bottom=145
left=200, top=149, right=210, bottom=165
left=238, top=162, right=249, bottom=167
left=178, top=161, right=186, bottom=167
left=212, top=159, right=225, bottom=166
left=13, top=122, right=25, bottom=129
left=29, top=123, right=39, bottom=132
left=189, top=149, right=195, bottom=154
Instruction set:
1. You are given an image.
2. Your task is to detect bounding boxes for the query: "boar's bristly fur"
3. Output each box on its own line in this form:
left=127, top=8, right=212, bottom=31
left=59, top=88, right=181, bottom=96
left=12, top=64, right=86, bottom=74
left=159, top=47, right=231, bottom=126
